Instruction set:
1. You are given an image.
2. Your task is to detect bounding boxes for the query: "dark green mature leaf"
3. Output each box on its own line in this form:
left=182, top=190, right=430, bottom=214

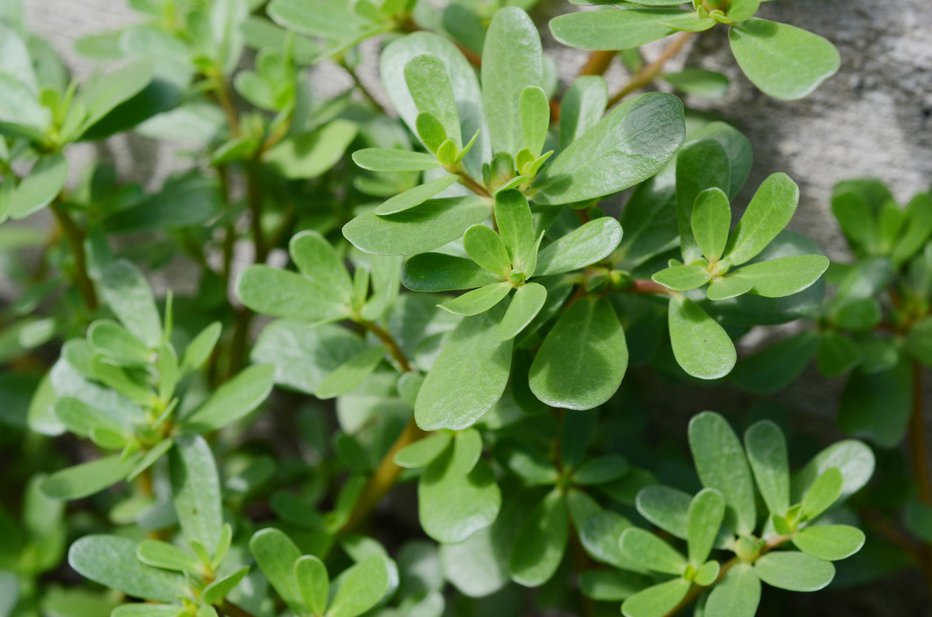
left=42, top=454, right=139, bottom=500
left=725, top=173, right=799, bottom=266
left=744, top=420, right=790, bottom=515
left=510, top=490, right=569, bottom=587
left=838, top=362, right=911, bottom=447
left=182, top=364, right=275, bottom=432
left=691, top=187, right=731, bottom=262
left=328, top=555, right=390, bottom=617
left=402, top=253, right=500, bottom=291
left=551, top=8, right=709, bottom=51
left=729, top=19, right=840, bottom=100
left=687, top=489, right=725, bottom=565
left=794, top=525, right=865, bottom=561
left=170, top=435, right=223, bottom=554
left=754, top=551, right=834, bottom=591
left=735, top=254, right=829, bottom=298
left=249, top=529, right=302, bottom=612
left=704, top=563, right=760, bottom=617
left=415, top=309, right=512, bottom=430
left=535, top=217, right=623, bottom=276
left=688, top=412, right=756, bottom=534
left=621, top=578, right=691, bottom=617
left=69, top=536, right=188, bottom=602
left=99, top=260, right=162, bottom=347
left=529, top=298, right=627, bottom=410
left=668, top=296, right=736, bottom=380
left=534, top=93, right=684, bottom=205
left=343, top=196, right=492, bottom=256
left=482, top=7, right=543, bottom=157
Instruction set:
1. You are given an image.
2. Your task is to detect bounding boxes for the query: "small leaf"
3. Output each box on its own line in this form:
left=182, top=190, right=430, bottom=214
left=551, top=8, right=697, bottom=51
left=704, top=563, right=760, bottom=617
left=498, top=282, right=547, bottom=340
left=687, top=488, right=725, bottom=565
left=9, top=154, right=68, bottom=219
left=181, top=322, right=222, bottom=373
left=535, top=217, right=623, bottom=276
left=652, top=264, right=711, bottom=291
left=706, top=276, right=753, bottom=301
left=792, top=440, right=875, bottom=504
left=289, top=230, right=353, bottom=304
left=754, top=551, right=834, bottom=591
left=519, top=85, right=549, bottom=157
left=668, top=296, right=736, bottom=380
left=42, top=454, right=138, bottom=500
left=621, top=578, right=691, bottom=617
left=800, top=467, right=843, bottom=520
left=691, top=187, right=731, bottom=261
left=315, top=347, right=384, bottom=399
left=99, top=260, right=162, bottom=347
left=202, top=566, right=249, bottom=605
left=573, top=455, right=629, bottom=486
left=263, top=120, right=357, bottom=179
left=136, top=539, right=200, bottom=573
left=733, top=254, right=829, bottom=298
left=793, top=525, right=865, bottom=561
left=170, top=435, right=223, bottom=554
left=328, top=555, right=390, bottom=617
left=509, top=490, right=569, bottom=587
left=636, top=485, right=691, bottom=539
left=395, top=433, right=452, bottom=469
left=294, top=555, right=329, bottom=616
left=352, top=148, right=440, bottom=172
left=725, top=173, right=799, bottom=266
left=663, top=68, right=730, bottom=98
left=182, top=364, right=275, bottom=432
left=494, top=190, right=537, bottom=274
left=464, top=225, right=512, bottom=277
left=405, top=54, right=461, bottom=147
left=619, top=528, right=686, bottom=575
left=249, top=529, right=302, bottom=612
left=375, top=175, right=458, bottom=216
left=529, top=297, right=627, bottom=410
left=69, top=535, right=188, bottom=602
left=744, top=420, right=790, bottom=516
left=439, top=282, right=512, bottom=317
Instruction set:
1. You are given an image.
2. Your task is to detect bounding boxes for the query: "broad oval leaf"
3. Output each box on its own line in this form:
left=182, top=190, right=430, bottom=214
left=636, top=485, right=691, bottom=539
left=181, top=364, right=275, bottom=432
left=793, top=525, right=865, bottom=561
left=509, top=490, right=569, bottom=587
left=69, top=535, right=188, bottom=602
left=499, top=282, right=547, bottom=341
left=99, top=259, right=163, bottom=348
left=621, top=577, right=691, bottom=617
left=652, top=264, right=711, bottom=291
left=619, top=528, right=686, bottom=575
left=463, top=224, right=511, bottom=277
left=668, top=296, right=736, bottom=380
left=754, top=551, right=835, bottom=591
left=734, top=254, right=829, bottom=298
left=439, top=282, right=512, bottom=317
left=725, top=172, right=799, bottom=266
left=535, top=216, right=623, bottom=276
left=249, top=528, right=302, bottom=612
left=236, top=266, right=347, bottom=322
left=289, top=230, right=353, bottom=304
left=294, top=555, right=329, bottom=616
left=704, top=563, right=761, bottom=617
left=328, top=555, right=391, bottom=617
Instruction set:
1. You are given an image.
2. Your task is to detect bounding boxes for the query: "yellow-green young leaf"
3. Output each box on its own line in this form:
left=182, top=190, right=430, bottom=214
left=439, top=282, right=512, bottom=317
left=744, top=420, right=790, bottom=516
left=481, top=7, right=542, bottom=157
left=404, top=54, right=461, bottom=148
left=395, top=432, right=452, bottom=469
left=464, top=224, right=511, bottom=277
left=135, top=539, right=200, bottom=573
left=41, top=453, right=139, bottom=500
left=499, top=282, right=547, bottom=340
left=791, top=440, right=875, bottom=504
left=375, top=175, right=458, bottom=216
left=636, top=485, right=691, bottom=539
left=535, top=217, right=623, bottom=276
left=704, top=563, right=761, bottom=617
left=734, top=254, right=829, bottom=298
left=529, top=298, right=627, bottom=410
left=202, top=566, right=250, bottom=605
left=800, top=467, right=843, bottom=521
left=754, top=551, right=834, bottom=591
left=315, top=347, right=384, bottom=399
left=249, top=529, right=302, bottom=612
left=519, top=86, right=549, bottom=157
left=419, top=435, right=500, bottom=543
left=619, top=528, right=686, bottom=575
left=691, top=188, right=731, bottom=261
left=416, top=112, right=448, bottom=153
left=728, top=18, right=840, bottom=101
left=551, top=8, right=687, bottom=51
left=652, top=264, right=711, bottom=291
left=9, top=153, right=68, bottom=219
left=621, top=578, right=691, bottom=617
left=726, top=0, right=760, bottom=22
left=688, top=412, right=756, bottom=534
left=181, top=364, right=275, bottom=432
left=343, top=196, right=491, bottom=257
left=237, top=266, right=347, bottom=322
left=294, top=555, right=329, bottom=616
left=558, top=76, right=607, bottom=149
left=351, top=148, right=440, bottom=172
left=99, top=259, right=163, bottom=348
left=415, top=309, right=513, bottom=430
left=181, top=322, right=222, bottom=373
left=402, top=253, right=500, bottom=292
left=534, top=93, right=684, bottom=205
left=328, top=555, right=390, bottom=617
left=494, top=190, right=537, bottom=274
left=510, top=490, right=569, bottom=587
left=170, top=435, right=223, bottom=554
left=725, top=172, right=799, bottom=266
left=68, top=535, right=188, bottom=602
left=706, top=275, right=753, bottom=301
left=694, top=560, right=720, bottom=586
left=676, top=139, right=731, bottom=263
left=263, top=120, right=357, bottom=179
left=793, top=525, right=865, bottom=561
left=663, top=68, right=730, bottom=98
left=667, top=296, right=736, bottom=380
left=687, top=488, right=725, bottom=565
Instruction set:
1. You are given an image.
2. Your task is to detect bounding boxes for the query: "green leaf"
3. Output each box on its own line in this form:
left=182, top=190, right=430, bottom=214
left=170, top=435, right=223, bottom=554
left=704, top=563, right=760, bottom=617
left=744, top=420, right=789, bottom=516
left=636, top=485, right=691, bottom=539
left=688, top=412, right=756, bottom=534
left=439, top=282, right=512, bottom=317
left=493, top=190, right=537, bottom=274
left=535, top=217, right=623, bottom=275
left=725, top=173, right=799, bottom=266
left=352, top=148, right=441, bottom=172
left=667, top=296, right=736, bottom=380
left=41, top=454, right=138, bottom=500
left=375, top=175, right=458, bottom=216
left=498, top=282, right=547, bottom=340
left=482, top=7, right=543, bottom=157
left=729, top=18, right=840, bottom=100
left=551, top=8, right=704, bottom=51
left=800, top=467, right=843, bottom=521
left=733, top=254, right=829, bottom=298
left=519, top=86, right=549, bottom=157
left=510, top=490, right=569, bottom=587
left=202, top=565, right=250, bottom=605
left=816, top=330, right=862, bottom=376
left=892, top=192, right=932, bottom=265
left=534, top=93, right=684, bottom=205
left=402, top=253, right=500, bottom=291
left=652, top=264, right=711, bottom=291
left=754, top=551, right=834, bottom=591
left=464, top=224, right=512, bottom=277
left=135, top=539, right=200, bottom=573
left=691, top=188, right=731, bottom=262
left=558, top=76, right=608, bottom=149
left=99, top=260, right=162, bottom=348
left=9, top=154, right=68, bottom=219
left=731, top=331, right=819, bottom=395
left=529, top=297, right=627, bottom=410
left=416, top=308, right=512, bottom=430
left=343, top=196, right=491, bottom=257
left=181, top=322, right=222, bottom=373
left=237, top=266, right=348, bottom=322
left=663, top=68, right=730, bottom=98
left=395, top=432, right=452, bottom=469
left=315, top=347, right=384, bottom=399
left=838, top=362, right=911, bottom=447
left=249, top=529, right=302, bottom=612
left=793, top=525, right=865, bottom=561
left=687, top=488, right=725, bottom=565
left=78, top=60, right=154, bottom=131
left=619, top=528, right=686, bottom=575
left=727, top=0, right=760, bottom=21
left=264, top=120, right=357, bottom=179
left=328, top=555, right=390, bottom=617
left=182, top=364, right=275, bottom=432
left=88, top=320, right=150, bottom=366
left=294, top=555, right=329, bottom=616
left=792, top=440, right=874, bottom=504
left=706, top=276, right=754, bottom=301
left=68, top=535, right=188, bottom=602
left=621, top=578, right=691, bottom=617
left=405, top=54, right=461, bottom=148
left=419, top=435, right=500, bottom=543
left=676, top=139, right=731, bottom=263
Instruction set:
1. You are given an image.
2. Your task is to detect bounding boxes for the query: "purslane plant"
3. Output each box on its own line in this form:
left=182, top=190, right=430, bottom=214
left=0, top=1, right=926, bottom=617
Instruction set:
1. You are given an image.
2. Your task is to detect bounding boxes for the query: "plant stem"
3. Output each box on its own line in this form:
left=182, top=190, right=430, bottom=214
left=339, top=58, right=388, bottom=114
left=607, top=32, right=695, bottom=108
left=360, top=320, right=412, bottom=372
left=908, top=360, right=932, bottom=589
left=245, top=162, right=267, bottom=263
left=456, top=170, right=492, bottom=199
left=579, top=50, right=616, bottom=77
left=626, top=279, right=672, bottom=295
left=49, top=198, right=98, bottom=311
